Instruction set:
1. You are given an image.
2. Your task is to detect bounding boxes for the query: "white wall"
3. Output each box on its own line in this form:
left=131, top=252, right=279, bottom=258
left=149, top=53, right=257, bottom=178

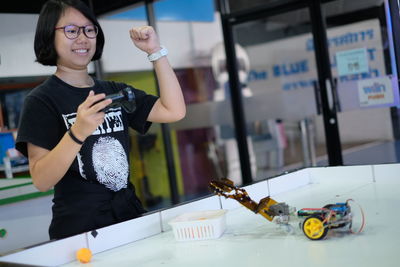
left=315, top=108, right=394, bottom=144
left=100, top=14, right=224, bottom=71
left=0, top=14, right=56, bottom=77
left=0, top=195, right=53, bottom=255
left=0, top=13, right=223, bottom=77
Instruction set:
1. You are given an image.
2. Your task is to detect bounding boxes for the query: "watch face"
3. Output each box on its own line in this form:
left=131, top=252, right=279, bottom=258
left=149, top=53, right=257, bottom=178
left=161, top=47, right=168, bottom=56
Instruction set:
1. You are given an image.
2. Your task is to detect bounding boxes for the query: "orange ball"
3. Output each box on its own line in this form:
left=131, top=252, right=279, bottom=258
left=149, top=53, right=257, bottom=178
left=76, top=248, right=92, bottom=263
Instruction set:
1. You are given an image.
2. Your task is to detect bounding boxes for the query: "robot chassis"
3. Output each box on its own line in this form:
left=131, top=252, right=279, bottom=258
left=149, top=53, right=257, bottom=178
left=209, top=178, right=364, bottom=240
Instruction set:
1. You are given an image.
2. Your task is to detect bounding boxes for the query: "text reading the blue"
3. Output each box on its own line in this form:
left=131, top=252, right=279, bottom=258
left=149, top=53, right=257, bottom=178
left=273, top=60, right=309, bottom=77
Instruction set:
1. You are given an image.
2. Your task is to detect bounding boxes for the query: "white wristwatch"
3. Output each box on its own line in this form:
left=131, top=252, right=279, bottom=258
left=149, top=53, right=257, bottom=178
left=147, top=46, right=168, bottom=62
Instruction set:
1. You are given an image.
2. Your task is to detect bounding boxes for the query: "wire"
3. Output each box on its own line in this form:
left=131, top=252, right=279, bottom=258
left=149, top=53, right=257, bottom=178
left=346, top=198, right=366, bottom=234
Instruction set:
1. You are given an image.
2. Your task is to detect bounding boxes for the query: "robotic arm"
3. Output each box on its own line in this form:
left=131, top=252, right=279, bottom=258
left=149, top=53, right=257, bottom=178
left=209, top=178, right=290, bottom=222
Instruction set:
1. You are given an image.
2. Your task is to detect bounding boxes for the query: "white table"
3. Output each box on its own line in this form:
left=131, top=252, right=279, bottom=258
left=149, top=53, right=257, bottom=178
left=1, top=164, right=399, bottom=267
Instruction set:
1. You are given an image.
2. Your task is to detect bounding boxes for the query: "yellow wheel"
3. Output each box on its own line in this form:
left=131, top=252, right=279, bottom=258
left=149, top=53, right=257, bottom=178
left=302, top=216, right=328, bottom=240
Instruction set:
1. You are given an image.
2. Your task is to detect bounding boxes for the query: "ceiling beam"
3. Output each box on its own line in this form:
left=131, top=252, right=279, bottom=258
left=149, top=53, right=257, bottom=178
left=0, top=0, right=144, bottom=16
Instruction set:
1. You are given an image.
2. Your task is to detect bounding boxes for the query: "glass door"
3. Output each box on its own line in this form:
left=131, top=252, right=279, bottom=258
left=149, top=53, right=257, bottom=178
left=322, top=0, right=400, bottom=165
left=231, top=7, right=328, bottom=180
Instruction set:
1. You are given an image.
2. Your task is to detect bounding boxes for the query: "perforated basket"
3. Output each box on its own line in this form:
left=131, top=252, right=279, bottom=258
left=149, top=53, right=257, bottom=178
left=169, top=210, right=227, bottom=241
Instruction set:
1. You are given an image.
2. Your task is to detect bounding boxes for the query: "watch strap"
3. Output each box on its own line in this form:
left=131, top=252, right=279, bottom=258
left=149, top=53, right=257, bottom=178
left=148, top=46, right=168, bottom=62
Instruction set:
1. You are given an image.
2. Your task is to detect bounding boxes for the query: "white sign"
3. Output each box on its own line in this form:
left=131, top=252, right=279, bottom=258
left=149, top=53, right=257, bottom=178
left=336, top=48, right=369, bottom=76
left=357, top=76, right=394, bottom=107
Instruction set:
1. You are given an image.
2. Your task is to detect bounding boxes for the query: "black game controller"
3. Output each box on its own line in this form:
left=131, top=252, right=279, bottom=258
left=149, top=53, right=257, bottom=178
left=100, top=87, right=136, bottom=113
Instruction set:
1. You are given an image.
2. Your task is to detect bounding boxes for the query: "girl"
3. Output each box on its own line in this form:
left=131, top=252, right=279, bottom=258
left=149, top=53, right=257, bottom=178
left=16, top=0, right=185, bottom=239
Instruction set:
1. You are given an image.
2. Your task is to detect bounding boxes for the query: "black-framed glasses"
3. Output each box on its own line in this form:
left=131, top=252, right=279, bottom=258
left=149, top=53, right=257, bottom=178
left=55, top=24, right=98, bottom=40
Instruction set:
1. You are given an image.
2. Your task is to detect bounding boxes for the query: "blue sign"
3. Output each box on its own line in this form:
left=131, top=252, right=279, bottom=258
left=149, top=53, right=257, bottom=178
left=106, top=0, right=215, bottom=22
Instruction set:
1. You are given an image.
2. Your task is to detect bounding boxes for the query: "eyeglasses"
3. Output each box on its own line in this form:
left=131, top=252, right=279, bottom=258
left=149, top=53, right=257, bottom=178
left=54, top=24, right=98, bottom=40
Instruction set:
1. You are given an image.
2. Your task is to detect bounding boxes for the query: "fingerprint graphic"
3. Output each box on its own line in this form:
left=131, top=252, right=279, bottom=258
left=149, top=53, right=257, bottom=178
left=92, top=136, right=129, bottom=191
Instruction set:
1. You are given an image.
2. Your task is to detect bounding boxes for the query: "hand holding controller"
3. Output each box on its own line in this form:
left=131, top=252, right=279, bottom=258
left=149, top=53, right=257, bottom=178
left=100, top=87, right=137, bottom=113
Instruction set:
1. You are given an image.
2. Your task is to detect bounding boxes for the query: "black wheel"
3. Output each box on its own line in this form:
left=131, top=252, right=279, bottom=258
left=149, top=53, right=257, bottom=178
left=302, top=216, right=328, bottom=240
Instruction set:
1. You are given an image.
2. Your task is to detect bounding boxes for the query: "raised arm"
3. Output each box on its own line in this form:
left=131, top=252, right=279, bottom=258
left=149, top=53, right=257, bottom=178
left=129, top=26, right=186, bottom=123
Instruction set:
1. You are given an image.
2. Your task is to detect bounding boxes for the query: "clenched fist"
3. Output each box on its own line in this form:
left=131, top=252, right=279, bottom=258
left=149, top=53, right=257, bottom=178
left=129, top=26, right=161, bottom=54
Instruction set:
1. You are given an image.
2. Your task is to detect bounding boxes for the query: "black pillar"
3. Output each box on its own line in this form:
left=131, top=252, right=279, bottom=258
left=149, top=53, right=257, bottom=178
left=219, top=0, right=253, bottom=184
left=309, top=0, right=343, bottom=166
left=145, top=0, right=180, bottom=204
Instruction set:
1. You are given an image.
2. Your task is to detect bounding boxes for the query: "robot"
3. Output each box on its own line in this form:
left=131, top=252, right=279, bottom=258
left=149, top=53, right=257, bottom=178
left=209, top=178, right=365, bottom=240
left=297, top=200, right=365, bottom=240
left=210, top=42, right=257, bottom=185
left=211, top=42, right=253, bottom=101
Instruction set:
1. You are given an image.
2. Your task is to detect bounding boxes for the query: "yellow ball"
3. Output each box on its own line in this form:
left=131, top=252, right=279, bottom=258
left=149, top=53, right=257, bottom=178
left=76, top=248, right=92, bottom=263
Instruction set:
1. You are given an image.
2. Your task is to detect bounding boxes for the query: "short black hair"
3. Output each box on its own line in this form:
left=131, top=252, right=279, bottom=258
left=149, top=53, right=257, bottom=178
left=34, top=0, right=105, bottom=66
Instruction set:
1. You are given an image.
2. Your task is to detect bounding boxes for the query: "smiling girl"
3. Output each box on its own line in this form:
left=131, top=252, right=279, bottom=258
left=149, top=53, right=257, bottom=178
left=16, top=0, right=185, bottom=239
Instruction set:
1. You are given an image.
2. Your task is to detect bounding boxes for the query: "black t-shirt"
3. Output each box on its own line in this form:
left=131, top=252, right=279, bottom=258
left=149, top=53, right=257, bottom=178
left=16, top=75, right=158, bottom=239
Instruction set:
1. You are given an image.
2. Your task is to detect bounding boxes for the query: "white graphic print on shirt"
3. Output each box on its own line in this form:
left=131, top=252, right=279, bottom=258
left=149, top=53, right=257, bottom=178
left=62, top=108, right=128, bottom=191
left=92, top=136, right=129, bottom=191
left=76, top=152, right=86, bottom=179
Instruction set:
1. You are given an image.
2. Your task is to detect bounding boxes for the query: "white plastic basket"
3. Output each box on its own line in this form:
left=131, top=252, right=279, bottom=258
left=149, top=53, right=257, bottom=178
left=169, top=210, right=227, bottom=241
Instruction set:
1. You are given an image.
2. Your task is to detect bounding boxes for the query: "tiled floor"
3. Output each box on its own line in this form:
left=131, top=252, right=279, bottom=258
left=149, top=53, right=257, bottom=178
left=317, top=140, right=400, bottom=166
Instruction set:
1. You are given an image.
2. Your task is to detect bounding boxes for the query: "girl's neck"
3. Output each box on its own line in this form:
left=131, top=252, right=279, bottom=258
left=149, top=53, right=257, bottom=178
left=55, top=67, right=94, bottom=88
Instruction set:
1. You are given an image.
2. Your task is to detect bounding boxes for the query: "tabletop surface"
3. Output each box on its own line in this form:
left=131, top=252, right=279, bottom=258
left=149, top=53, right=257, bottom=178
left=59, top=168, right=399, bottom=267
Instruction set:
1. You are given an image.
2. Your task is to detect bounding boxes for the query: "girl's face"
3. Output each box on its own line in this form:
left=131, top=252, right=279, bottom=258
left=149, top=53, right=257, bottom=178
left=54, top=7, right=97, bottom=71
